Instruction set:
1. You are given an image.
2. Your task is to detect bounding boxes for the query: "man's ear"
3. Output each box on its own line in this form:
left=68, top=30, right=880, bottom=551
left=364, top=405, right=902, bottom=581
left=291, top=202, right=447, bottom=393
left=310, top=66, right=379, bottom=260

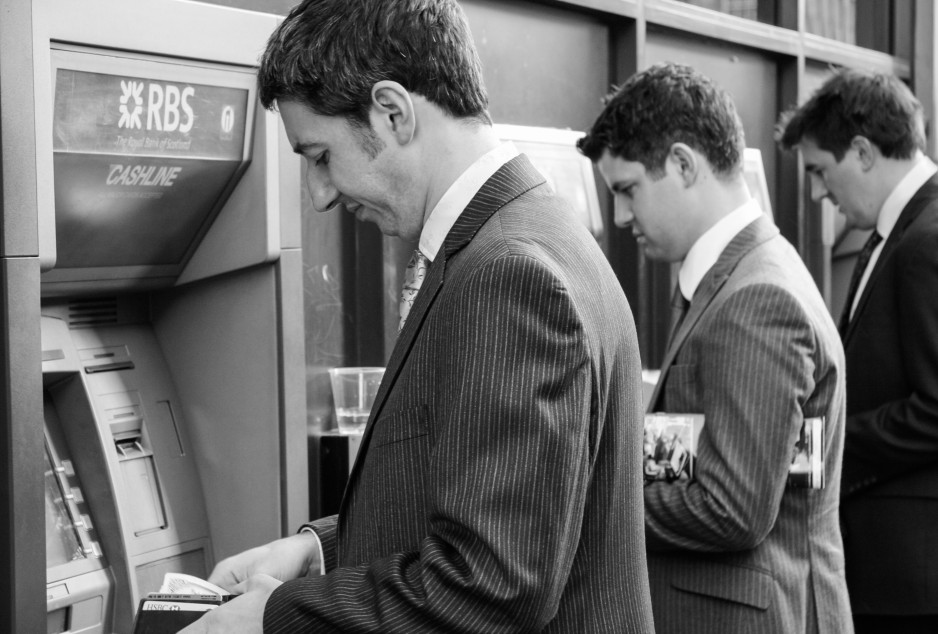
left=669, top=142, right=699, bottom=186
left=850, top=135, right=877, bottom=171
left=370, top=80, right=416, bottom=145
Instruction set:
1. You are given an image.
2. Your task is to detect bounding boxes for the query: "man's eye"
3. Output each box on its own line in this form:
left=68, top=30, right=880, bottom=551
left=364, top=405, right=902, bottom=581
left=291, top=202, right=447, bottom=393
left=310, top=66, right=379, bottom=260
left=314, top=152, right=329, bottom=167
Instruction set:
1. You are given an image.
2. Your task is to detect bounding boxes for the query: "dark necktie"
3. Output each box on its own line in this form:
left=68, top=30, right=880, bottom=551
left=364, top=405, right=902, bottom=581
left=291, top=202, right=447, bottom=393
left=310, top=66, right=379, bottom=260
left=838, top=230, right=883, bottom=335
left=667, top=285, right=690, bottom=348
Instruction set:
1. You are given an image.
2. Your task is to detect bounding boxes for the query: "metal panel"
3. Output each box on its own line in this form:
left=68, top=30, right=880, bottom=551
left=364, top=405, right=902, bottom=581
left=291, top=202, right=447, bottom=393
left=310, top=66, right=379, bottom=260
left=914, top=0, right=938, bottom=159
left=1, top=3, right=46, bottom=630
left=1, top=1, right=42, bottom=259
left=151, top=265, right=284, bottom=561
left=36, top=0, right=278, bottom=67
left=462, top=0, right=611, bottom=131
left=0, top=257, right=44, bottom=634
left=276, top=249, right=309, bottom=534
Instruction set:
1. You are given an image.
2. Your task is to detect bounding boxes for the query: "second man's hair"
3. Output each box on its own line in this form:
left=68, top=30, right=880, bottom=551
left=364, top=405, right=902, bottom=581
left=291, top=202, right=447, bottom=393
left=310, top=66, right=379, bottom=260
left=578, top=62, right=745, bottom=179
left=777, top=68, right=925, bottom=161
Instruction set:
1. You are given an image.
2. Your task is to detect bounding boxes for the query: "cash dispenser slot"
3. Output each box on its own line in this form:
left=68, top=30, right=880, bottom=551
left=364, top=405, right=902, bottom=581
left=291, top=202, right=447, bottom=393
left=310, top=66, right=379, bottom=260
left=111, top=419, right=166, bottom=536
left=49, top=455, right=100, bottom=559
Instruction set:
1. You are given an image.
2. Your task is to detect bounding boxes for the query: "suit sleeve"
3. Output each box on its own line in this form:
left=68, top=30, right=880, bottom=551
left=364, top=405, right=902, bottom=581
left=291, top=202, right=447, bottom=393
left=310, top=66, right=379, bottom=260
left=264, top=254, right=597, bottom=632
left=841, top=227, right=938, bottom=491
left=644, top=284, right=816, bottom=551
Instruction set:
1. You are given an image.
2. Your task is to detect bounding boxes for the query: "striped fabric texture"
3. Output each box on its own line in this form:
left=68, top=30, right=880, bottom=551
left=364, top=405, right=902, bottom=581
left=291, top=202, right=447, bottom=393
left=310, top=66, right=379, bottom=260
left=265, top=155, right=655, bottom=633
left=645, top=216, right=853, bottom=634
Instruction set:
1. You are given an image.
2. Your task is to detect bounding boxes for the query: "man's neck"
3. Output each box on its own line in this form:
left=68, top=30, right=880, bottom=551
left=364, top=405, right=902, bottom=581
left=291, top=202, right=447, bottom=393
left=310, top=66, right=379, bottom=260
left=876, top=154, right=923, bottom=195
left=688, top=175, right=754, bottom=243
left=414, top=104, right=501, bottom=223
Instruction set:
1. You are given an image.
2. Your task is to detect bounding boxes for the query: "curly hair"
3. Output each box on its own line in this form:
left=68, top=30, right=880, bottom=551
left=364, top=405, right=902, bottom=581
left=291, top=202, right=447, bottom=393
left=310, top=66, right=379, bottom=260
left=577, top=62, right=745, bottom=179
left=257, top=0, right=491, bottom=129
left=776, top=68, right=925, bottom=161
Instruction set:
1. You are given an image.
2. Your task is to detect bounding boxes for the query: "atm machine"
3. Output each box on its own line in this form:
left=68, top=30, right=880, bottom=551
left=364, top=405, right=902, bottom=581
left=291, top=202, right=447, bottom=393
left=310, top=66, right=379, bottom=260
left=2, top=2, right=307, bottom=632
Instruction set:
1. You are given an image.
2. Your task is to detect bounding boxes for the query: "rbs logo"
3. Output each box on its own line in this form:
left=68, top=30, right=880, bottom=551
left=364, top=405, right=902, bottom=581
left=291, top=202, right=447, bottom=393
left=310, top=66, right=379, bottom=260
left=118, top=80, right=195, bottom=133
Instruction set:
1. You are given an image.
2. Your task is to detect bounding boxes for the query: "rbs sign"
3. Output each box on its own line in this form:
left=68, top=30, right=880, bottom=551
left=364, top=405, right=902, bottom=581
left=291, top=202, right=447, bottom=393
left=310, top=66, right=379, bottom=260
left=118, top=80, right=195, bottom=133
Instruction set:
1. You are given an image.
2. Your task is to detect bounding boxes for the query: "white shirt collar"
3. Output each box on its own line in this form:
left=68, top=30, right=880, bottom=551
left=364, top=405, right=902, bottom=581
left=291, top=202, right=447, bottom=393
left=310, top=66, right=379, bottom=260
left=678, top=198, right=764, bottom=301
left=876, top=152, right=938, bottom=241
left=846, top=153, right=938, bottom=320
left=418, top=142, right=520, bottom=262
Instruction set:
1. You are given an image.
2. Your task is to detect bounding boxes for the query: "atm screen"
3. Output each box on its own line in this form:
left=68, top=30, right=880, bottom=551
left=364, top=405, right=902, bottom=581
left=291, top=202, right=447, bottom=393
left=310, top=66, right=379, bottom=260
left=45, top=446, right=85, bottom=568
left=50, top=46, right=255, bottom=271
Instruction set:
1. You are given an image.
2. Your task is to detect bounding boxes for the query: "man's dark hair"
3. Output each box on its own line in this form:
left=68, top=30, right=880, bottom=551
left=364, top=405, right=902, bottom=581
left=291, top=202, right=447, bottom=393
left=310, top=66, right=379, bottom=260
left=257, top=0, right=491, bottom=130
left=777, top=68, right=925, bottom=161
left=577, top=62, right=745, bottom=179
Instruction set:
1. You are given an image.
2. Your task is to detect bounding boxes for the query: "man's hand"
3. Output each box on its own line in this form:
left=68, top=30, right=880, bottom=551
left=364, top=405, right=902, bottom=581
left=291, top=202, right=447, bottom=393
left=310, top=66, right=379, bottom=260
left=208, top=531, right=322, bottom=592
left=178, top=574, right=281, bottom=634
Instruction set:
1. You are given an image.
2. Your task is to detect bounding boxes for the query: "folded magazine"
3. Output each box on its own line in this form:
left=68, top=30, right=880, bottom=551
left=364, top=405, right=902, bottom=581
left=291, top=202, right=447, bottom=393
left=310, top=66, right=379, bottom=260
left=787, top=416, right=825, bottom=489
left=643, top=413, right=825, bottom=489
left=643, top=413, right=701, bottom=483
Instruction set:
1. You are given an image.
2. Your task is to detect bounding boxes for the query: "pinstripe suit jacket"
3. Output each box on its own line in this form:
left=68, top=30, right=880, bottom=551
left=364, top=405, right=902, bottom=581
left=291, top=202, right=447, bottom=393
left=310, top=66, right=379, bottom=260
left=265, top=154, right=655, bottom=633
left=644, top=216, right=853, bottom=634
left=838, top=175, right=938, bottom=614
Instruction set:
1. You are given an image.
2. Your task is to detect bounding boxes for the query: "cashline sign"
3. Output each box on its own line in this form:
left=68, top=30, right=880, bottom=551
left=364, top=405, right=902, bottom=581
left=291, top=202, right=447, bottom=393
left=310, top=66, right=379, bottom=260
left=52, top=68, right=250, bottom=268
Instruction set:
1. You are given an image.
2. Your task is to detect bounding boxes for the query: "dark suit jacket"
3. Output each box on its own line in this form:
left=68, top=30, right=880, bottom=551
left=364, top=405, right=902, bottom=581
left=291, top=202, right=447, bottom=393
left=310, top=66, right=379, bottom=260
left=839, top=174, right=938, bottom=615
left=645, top=216, right=853, bottom=634
left=264, top=155, right=656, bottom=632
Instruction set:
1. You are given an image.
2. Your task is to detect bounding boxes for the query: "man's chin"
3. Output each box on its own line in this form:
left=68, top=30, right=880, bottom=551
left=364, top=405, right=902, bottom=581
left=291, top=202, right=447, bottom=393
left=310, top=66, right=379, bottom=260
left=350, top=206, right=379, bottom=226
left=359, top=215, right=400, bottom=238
left=637, top=242, right=660, bottom=261
left=837, top=210, right=870, bottom=232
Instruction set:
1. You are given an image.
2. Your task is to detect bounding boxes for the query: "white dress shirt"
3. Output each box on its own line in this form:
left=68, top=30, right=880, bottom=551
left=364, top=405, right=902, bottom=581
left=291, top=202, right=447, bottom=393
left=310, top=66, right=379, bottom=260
left=418, top=142, right=519, bottom=262
left=678, top=198, right=765, bottom=302
left=848, top=152, right=938, bottom=318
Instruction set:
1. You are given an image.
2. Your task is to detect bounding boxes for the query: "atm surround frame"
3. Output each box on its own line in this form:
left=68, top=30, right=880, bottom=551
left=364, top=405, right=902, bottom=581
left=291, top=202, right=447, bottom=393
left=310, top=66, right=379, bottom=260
left=42, top=43, right=259, bottom=292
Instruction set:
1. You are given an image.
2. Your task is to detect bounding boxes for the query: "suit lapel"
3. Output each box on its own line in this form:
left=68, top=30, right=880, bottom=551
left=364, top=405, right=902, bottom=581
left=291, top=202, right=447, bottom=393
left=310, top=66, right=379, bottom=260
left=843, top=175, right=938, bottom=344
left=341, top=154, right=546, bottom=509
left=648, top=215, right=779, bottom=412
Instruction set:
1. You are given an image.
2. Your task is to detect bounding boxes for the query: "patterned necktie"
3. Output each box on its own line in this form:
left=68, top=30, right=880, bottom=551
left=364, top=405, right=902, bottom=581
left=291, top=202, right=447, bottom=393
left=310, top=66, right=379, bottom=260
left=399, top=249, right=430, bottom=332
left=838, top=230, right=883, bottom=335
left=667, top=285, right=690, bottom=348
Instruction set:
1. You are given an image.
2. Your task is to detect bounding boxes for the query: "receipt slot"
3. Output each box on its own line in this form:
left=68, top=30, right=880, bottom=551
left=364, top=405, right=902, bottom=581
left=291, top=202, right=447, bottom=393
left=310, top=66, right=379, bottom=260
left=112, top=422, right=167, bottom=536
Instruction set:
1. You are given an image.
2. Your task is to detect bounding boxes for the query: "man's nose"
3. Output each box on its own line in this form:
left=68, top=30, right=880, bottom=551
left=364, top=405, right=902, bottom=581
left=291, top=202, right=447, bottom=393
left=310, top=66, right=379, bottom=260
left=614, top=197, right=634, bottom=228
left=808, top=173, right=829, bottom=203
left=306, top=171, right=340, bottom=213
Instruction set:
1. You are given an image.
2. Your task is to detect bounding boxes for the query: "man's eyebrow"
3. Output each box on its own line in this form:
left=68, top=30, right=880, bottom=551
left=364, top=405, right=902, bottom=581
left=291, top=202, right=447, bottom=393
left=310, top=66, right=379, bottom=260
left=292, top=141, right=322, bottom=155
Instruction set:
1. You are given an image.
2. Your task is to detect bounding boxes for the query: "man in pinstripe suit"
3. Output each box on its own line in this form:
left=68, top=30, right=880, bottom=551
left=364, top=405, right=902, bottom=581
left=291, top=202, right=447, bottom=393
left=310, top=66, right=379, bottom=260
left=181, top=1, right=655, bottom=632
left=579, top=63, right=853, bottom=633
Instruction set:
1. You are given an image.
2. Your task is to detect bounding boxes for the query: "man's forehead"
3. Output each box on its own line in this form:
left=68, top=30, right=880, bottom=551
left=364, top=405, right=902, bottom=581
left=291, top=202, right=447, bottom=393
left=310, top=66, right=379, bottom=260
left=599, top=150, right=641, bottom=170
left=795, top=138, right=831, bottom=162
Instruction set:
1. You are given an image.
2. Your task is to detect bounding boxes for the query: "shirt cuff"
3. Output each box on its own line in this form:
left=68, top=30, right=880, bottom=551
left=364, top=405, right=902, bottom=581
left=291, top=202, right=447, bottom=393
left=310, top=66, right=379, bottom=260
left=297, top=525, right=326, bottom=575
